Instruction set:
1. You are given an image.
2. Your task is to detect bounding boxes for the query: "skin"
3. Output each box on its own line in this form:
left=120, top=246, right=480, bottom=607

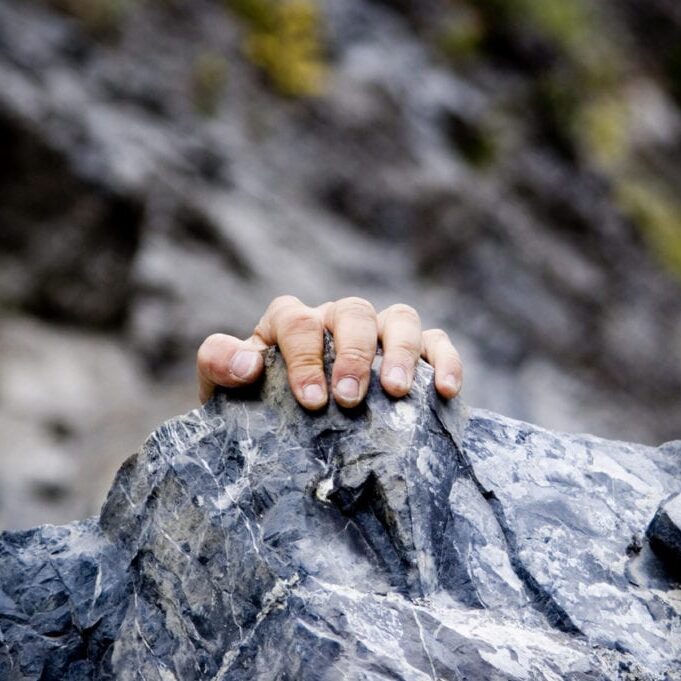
left=196, top=296, right=463, bottom=409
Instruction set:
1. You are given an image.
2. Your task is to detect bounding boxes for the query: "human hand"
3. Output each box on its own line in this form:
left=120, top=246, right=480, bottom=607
left=197, top=296, right=463, bottom=409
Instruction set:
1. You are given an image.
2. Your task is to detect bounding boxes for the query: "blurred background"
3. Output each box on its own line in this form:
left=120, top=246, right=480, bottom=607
left=1, top=0, right=680, bottom=530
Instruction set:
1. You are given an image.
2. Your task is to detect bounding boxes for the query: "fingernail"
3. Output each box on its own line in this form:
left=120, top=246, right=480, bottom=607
left=336, top=376, right=360, bottom=402
left=303, top=383, right=325, bottom=406
left=387, top=366, right=408, bottom=390
left=444, top=373, right=462, bottom=394
left=231, top=351, right=259, bottom=379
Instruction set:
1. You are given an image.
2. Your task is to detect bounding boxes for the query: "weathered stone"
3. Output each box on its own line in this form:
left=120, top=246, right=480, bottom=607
left=647, top=492, right=681, bottom=574
left=0, top=342, right=680, bottom=680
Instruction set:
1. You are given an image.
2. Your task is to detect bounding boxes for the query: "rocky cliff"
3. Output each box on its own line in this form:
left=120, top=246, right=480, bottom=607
left=1, top=343, right=679, bottom=679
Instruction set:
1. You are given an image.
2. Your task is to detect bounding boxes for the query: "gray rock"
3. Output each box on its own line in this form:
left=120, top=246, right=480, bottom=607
left=1, top=343, right=680, bottom=680
left=647, top=492, right=681, bottom=574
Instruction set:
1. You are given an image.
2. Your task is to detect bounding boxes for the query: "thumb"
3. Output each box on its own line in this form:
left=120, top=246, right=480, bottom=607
left=196, top=333, right=267, bottom=403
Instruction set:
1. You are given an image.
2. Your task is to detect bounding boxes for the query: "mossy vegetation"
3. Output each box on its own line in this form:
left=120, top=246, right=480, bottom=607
left=577, top=95, right=630, bottom=170
left=472, top=0, right=617, bottom=79
left=46, top=0, right=327, bottom=98
left=226, top=0, right=327, bottom=97
left=435, top=7, right=485, bottom=63
left=504, top=0, right=605, bottom=74
left=617, top=181, right=681, bottom=280
left=192, top=53, right=229, bottom=116
left=436, top=0, right=625, bottom=162
left=437, top=0, right=681, bottom=280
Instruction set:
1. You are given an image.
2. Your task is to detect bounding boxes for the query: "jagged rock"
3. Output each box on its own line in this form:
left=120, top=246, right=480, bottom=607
left=1, top=342, right=680, bottom=680
left=647, top=492, right=681, bottom=573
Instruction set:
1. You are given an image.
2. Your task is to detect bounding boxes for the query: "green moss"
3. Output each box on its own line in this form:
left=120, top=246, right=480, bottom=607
left=192, top=53, right=229, bottom=116
left=617, top=180, right=681, bottom=279
left=577, top=95, right=630, bottom=170
left=518, top=0, right=590, bottom=52
left=479, top=0, right=628, bottom=165
left=471, top=0, right=589, bottom=41
left=435, top=8, right=485, bottom=62
left=225, top=0, right=272, bottom=30
left=470, top=0, right=621, bottom=86
left=474, top=0, right=589, bottom=52
left=226, top=0, right=327, bottom=97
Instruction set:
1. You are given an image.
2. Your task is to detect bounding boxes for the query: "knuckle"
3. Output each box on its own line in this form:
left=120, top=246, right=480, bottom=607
left=287, top=351, right=323, bottom=374
left=337, top=296, right=376, bottom=318
left=387, top=303, right=419, bottom=322
left=387, top=339, right=420, bottom=359
left=280, top=309, right=322, bottom=337
left=270, top=294, right=301, bottom=311
left=269, top=295, right=302, bottom=324
left=337, top=345, right=375, bottom=368
left=425, top=328, right=449, bottom=343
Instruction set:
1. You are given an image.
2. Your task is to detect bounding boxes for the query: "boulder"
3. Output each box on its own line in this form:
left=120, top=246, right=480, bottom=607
left=0, top=341, right=679, bottom=679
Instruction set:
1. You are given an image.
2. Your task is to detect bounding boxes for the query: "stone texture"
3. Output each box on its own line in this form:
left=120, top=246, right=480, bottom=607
left=647, top=492, right=681, bottom=573
left=1, top=342, right=680, bottom=680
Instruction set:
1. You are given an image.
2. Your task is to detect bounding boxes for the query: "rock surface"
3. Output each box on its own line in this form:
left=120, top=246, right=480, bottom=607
left=647, top=493, right=681, bottom=574
left=1, top=343, right=680, bottom=680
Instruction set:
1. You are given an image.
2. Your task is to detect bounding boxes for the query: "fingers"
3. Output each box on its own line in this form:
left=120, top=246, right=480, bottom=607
left=323, top=297, right=378, bottom=407
left=198, top=297, right=463, bottom=409
left=377, top=304, right=422, bottom=397
left=254, top=295, right=327, bottom=410
left=421, top=328, right=463, bottom=398
left=196, top=333, right=266, bottom=403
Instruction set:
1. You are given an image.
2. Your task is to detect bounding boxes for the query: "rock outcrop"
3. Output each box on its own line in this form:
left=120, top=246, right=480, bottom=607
left=1, top=343, right=679, bottom=680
